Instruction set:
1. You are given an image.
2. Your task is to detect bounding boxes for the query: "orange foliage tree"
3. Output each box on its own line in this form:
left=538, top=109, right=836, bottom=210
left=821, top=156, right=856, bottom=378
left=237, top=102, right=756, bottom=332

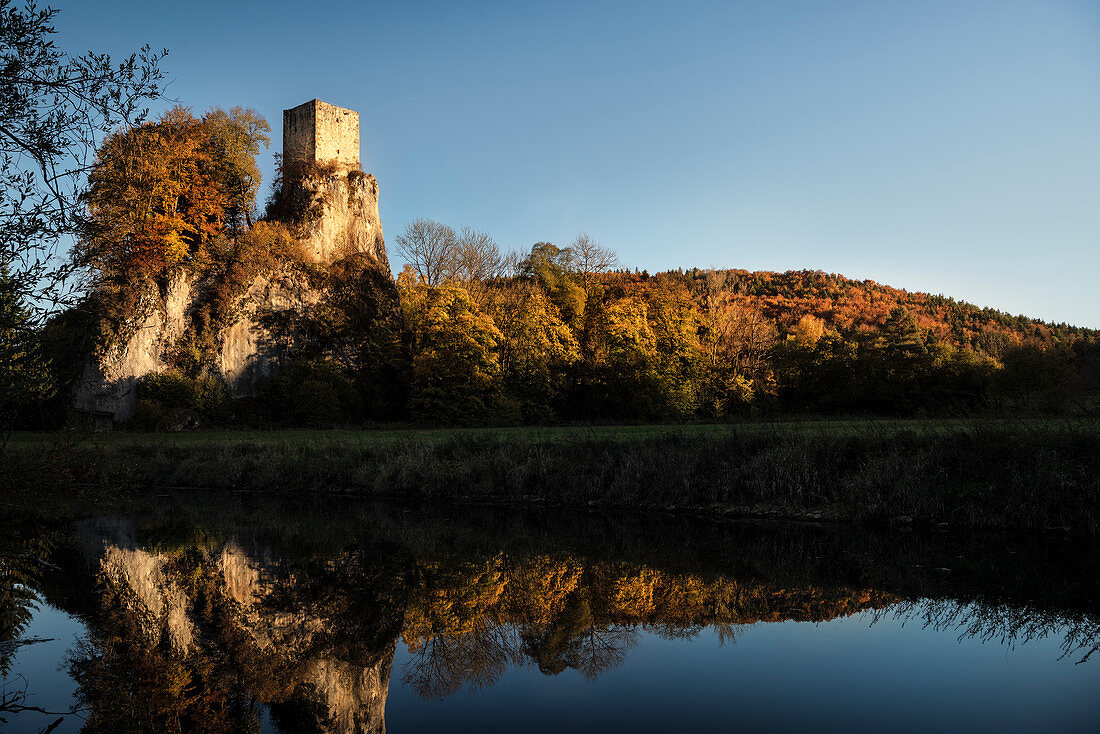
left=78, top=106, right=270, bottom=282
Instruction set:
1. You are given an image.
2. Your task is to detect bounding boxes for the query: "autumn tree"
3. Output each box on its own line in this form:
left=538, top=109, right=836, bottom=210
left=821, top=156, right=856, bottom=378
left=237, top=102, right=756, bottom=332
left=692, top=270, right=775, bottom=415
left=77, top=106, right=270, bottom=282
left=570, top=233, right=617, bottom=297
left=0, top=0, right=166, bottom=316
left=394, top=218, right=459, bottom=287
left=400, top=280, right=503, bottom=423
left=483, top=281, right=580, bottom=420
left=519, top=242, right=585, bottom=330
left=452, top=227, right=516, bottom=307
left=395, top=219, right=515, bottom=302
left=201, top=106, right=271, bottom=236
left=789, top=314, right=825, bottom=348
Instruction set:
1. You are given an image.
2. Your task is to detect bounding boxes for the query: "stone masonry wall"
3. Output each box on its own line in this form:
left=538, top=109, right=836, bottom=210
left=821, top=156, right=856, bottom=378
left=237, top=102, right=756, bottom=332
left=314, top=101, right=360, bottom=170
left=283, top=99, right=360, bottom=171
left=282, top=101, right=316, bottom=166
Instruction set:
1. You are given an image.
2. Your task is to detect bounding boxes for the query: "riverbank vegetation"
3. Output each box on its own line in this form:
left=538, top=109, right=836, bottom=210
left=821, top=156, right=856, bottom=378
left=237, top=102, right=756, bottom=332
left=15, top=233, right=1100, bottom=430
left=8, top=419, right=1099, bottom=534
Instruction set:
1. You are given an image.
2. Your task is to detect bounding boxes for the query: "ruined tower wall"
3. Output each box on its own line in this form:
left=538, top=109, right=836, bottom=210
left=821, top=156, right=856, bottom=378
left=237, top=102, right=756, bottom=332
left=283, top=99, right=360, bottom=171
left=282, top=102, right=316, bottom=166
left=314, top=103, right=360, bottom=170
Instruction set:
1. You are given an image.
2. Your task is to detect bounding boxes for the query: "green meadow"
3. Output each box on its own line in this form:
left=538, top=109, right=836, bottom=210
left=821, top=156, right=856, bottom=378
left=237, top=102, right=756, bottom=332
left=7, top=417, right=1099, bottom=535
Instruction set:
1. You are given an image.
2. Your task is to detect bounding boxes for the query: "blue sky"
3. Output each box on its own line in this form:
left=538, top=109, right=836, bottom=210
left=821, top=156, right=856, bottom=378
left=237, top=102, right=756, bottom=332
left=58, top=0, right=1099, bottom=327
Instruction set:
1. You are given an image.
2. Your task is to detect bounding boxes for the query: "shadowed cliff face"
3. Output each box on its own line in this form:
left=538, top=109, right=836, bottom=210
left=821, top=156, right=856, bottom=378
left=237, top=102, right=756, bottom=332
left=6, top=501, right=1098, bottom=732
left=72, top=273, right=196, bottom=421
left=73, top=154, right=395, bottom=423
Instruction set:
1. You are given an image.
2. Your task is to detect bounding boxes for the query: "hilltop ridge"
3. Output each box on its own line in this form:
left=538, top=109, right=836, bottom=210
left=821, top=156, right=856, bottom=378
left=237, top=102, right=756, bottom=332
left=632, top=267, right=1095, bottom=352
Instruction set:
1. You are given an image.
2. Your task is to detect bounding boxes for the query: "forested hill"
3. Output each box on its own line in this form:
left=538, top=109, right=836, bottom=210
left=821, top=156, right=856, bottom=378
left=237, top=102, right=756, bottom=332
left=610, top=268, right=1095, bottom=355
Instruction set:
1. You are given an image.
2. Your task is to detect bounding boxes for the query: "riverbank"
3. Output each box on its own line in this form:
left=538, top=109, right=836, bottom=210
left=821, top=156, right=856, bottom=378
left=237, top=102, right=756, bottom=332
left=6, top=419, right=1099, bottom=534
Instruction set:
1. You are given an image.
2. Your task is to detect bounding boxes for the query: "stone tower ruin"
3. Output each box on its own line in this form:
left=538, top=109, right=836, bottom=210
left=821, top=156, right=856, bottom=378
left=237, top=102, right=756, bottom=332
left=73, top=98, right=395, bottom=425
left=283, top=99, right=361, bottom=171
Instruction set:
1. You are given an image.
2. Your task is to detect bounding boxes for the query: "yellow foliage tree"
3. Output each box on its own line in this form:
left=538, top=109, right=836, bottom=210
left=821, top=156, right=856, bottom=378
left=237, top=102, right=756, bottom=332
left=401, top=282, right=503, bottom=422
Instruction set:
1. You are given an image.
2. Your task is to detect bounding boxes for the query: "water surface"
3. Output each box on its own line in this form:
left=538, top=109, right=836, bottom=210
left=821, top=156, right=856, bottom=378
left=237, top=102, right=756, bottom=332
left=2, top=496, right=1097, bottom=732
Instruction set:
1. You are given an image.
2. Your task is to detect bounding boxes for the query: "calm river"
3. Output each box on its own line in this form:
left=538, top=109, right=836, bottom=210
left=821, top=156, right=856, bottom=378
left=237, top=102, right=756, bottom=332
left=2, top=495, right=1097, bottom=732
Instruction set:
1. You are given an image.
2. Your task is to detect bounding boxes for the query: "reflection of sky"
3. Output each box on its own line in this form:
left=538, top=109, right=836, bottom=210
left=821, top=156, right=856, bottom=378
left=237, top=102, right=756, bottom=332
left=388, top=613, right=1100, bottom=733
left=4, top=601, right=84, bottom=734
left=7, top=597, right=1100, bottom=733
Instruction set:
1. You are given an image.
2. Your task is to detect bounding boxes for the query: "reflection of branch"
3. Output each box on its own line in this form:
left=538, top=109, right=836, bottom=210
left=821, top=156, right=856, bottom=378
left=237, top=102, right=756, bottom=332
left=402, top=621, right=524, bottom=700
left=0, top=673, right=85, bottom=725
left=575, top=625, right=636, bottom=680
left=872, top=599, right=1100, bottom=666
left=1, top=637, right=55, bottom=653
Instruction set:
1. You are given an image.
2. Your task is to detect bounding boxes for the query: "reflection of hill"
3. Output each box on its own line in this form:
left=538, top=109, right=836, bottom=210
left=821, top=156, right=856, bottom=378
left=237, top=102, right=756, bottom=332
left=11, top=496, right=1098, bottom=732
left=399, top=555, right=896, bottom=698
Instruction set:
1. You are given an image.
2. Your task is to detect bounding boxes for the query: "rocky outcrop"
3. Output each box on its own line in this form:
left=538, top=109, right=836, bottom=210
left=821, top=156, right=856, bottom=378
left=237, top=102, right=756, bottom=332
left=73, top=168, right=393, bottom=423
left=215, top=267, right=327, bottom=396
left=71, top=98, right=395, bottom=425
left=72, top=273, right=195, bottom=422
left=72, top=264, right=331, bottom=420
left=294, top=170, right=385, bottom=266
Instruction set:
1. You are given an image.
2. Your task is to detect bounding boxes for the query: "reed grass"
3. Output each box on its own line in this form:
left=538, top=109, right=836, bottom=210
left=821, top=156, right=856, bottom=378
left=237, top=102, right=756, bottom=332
left=7, top=419, right=1099, bottom=534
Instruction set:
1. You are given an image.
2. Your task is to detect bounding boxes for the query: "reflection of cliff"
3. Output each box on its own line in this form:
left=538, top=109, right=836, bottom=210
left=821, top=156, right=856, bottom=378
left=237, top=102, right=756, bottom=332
left=74, top=520, right=399, bottom=733
left=63, top=518, right=901, bottom=730
left=36, top=503, right=1099, bottom=731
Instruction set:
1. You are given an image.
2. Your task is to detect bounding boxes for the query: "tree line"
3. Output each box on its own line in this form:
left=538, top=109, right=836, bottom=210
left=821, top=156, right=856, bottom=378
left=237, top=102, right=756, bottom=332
left=12, top=180, right=1100, bottom=428
left=10, top=163, right=1100, bottom=429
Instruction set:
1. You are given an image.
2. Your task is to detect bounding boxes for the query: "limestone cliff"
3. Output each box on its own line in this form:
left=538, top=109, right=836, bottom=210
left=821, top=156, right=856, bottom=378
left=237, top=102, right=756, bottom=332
left=73, top=273, right=196, bottom=422
left=73, top=166, right=394, bottom=424
left=294, top=169, right=385, bottom=266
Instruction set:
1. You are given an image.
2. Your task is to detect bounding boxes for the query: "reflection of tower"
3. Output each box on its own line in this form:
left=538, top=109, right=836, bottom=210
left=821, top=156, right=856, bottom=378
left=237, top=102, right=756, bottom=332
left=218, top=542, right=400, bottom=734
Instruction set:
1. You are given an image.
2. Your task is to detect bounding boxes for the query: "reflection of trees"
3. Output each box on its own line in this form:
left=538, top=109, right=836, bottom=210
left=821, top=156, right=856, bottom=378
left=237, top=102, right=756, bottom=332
left=403, top=622, right=523, bottom=699
left=67, top=558, right=285, bottom=733
left=0, top=570, right=40, bottom=678
left=260, top=549, right=406, bottom=668
left=0, top=528, right=73, bottom=728
left=8, top=505, right=1098, bottom=731
left=521, top=593, right=637, bottom=679
left=398, top=558, right=896, bottom=699
left=881, top=599, right=1100, bottom=665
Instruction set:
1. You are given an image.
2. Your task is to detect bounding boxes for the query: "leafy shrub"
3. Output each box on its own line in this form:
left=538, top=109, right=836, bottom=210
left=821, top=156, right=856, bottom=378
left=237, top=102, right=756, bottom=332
left=254, top=359, right=362, bottom=426
left=133, top=371, right=230, bottom=430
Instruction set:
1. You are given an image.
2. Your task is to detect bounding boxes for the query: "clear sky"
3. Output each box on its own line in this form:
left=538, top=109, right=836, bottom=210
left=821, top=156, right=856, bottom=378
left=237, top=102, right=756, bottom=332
left=56, top=0, right=1099, bottom=327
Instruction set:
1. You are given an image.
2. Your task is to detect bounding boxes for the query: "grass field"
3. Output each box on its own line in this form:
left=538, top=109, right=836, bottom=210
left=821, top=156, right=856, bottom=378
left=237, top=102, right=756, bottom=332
left=6, top=416, right=1099, bottom=535
left=6, top=415, right=1094, bottom=448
